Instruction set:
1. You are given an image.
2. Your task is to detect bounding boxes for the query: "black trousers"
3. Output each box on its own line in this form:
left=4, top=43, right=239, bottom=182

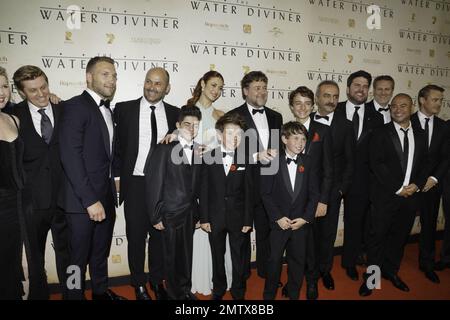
left=65, top=197, right=115, bottom=299
left=162, top=212, right=194, bottom=300
left=418, top=187, right=442, bottom=271
left=342, top=193, right=370, bottom=268
left=254, top=202, right=271, bottom=278
left=263, top=226, right=308, bottom=300
left=441, top=181, right=450, bottom=264
left=124, top=176, right=165, bottom=287
left=209, top=225, right=250, bottom=299
left=305, top=188, right=341, bottom=282
left=367, top=194, right=418, bottom=275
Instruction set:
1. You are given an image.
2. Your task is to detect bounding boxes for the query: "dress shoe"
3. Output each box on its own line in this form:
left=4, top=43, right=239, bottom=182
left=306, top=282, right=318, bottom=300
left=345, top=267, right=359, bottom=281
left=183, top=292, right=198, bottom=300
left=92, top=289, right=127, bottom=300
left=434, top=260, right=450, bottom=271
left=211, top=294, right=223, bottom=300
left=358, top=282, right=373, bottom=297
left=150, top=283, right=168, bottom=300
left=135, top=286, right=152, bottom=300
left=382, top=273, right=409, bottom=292
left=278, top=281, right=283, bottom=288
left=423, top=270, right=440, bottom=284
left=281, top=284, right=288, bottom=298
left=321, top=272, right=335, bottom=290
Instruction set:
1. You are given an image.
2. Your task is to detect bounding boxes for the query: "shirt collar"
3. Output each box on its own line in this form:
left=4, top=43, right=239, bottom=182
left=28, top=100, right=51, bottom=113
left=179, top=136, right=193, bottom=148
left=302, top=117, right=311, bottom=131
left=247, top=102, right=264, bottom=113
left=393, top=121, right=412, bottom=132
left=86, top=88, right=104, bottom=107
left=374, top=99, right=389, bottom=111
left=142, top=97, right=164, bottom=109
left=417, top=110, right=434, bottom=122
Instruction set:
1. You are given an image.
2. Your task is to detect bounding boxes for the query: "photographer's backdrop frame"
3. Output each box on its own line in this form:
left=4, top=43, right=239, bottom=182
left=1, top=0, right=449, bottom=283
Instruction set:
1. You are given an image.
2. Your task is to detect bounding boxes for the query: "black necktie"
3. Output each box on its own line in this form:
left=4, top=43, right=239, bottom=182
left=352, top=106, right=360, bottom=139
left=184, top=144, right=193, bottom=150
left=315, top=114, right=329, bottom=121
left=38, top=108, right=53, bottom=144
left=99, top=99, right=110, bottom=109
left=222, top=151, right=234, bottom=158
left=400, top=128, right=409, bottom=175
left=286, top=157, right=298, bottom=165
left=424, top=117, right=430, bottom=149
left=378, top=107, right=389, bottom=112
left=252, top=108, right=264, bottom=115
left=150, top=105, right=157, bottom=149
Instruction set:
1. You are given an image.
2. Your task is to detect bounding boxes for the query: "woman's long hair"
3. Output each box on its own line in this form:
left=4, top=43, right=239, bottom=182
left=186, top=70, right=224, bottom=107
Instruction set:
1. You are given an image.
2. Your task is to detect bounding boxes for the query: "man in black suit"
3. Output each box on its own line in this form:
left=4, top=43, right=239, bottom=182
left=146, top=106, right=202, bottom=300
left=412, top=85, right=449, bottom=283
left=58, top=56, right=125, bottom=300
left=302, top=81, right=356, bottom=297
left=336, top=70, right=384, bottom=281
left=114, top=67, right=178, bottom=300
left=261, top=121, right=319, bottom=300
left=200, top=113, right=253, bottom=300
left=227, top=71, right=283, bottom=279
left=283, top=85, right=333, bottom=299
left=359, top=93, right=430, bottom=296
left=366, top=75, right=395, bottom=124
left=12, top=65, right=70, bottom=299
left=438, top=120, right=450, bottom=271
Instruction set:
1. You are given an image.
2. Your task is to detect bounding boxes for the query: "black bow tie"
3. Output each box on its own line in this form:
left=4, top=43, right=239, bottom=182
left=252, top=108, right=265, bottom=115
left=286, top=157, right=298, bottom=165
left=222, top=151, right=234, bottom=158
left=378, top=107, right=389, bottom=112
left=99, top=99, right=110, bottom=108
left=183, top=144, right=193, bottom=150
left=315, top=114, right=329, bottom=121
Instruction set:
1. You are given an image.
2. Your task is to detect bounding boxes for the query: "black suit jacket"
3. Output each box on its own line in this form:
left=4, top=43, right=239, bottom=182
left=260, top=151, right=319, bottom=228
left=369, top=122, right=430, bottom=204
left=146, top=141, right=202, bottom=228
left=227, top=103, right=283, bottom=160
left=14, top=100, right=63, bottom=209
left=336, top=101, right=384, bottom=194
left=411, top=112, right=449, bottom=186
left=58, top=90, right=117, bottom=213
left=312, top=112, right=356, bottom=195
left=113, top=98, right=179, bottom=204
left=200, top=147, right=254, bottom=230
left=305, top=119, right=334, bottom=205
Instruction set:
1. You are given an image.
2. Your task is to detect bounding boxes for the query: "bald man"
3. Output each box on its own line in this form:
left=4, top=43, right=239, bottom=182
left=359, top=94, right=431, bottom=296
left=114, top=67, right=179, bottom=300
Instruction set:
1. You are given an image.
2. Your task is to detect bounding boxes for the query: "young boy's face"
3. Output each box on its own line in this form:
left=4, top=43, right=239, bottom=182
left=176, top=115, right=200, bottom=142
left=219, top=123, right=242, bottom=151
left=281, top=132, right=307, bottom=155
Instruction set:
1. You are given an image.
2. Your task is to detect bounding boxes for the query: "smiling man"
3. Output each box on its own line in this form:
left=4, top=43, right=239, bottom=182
left=367, top=75, right=395, bottom=124
left=113, top=67, right=179, bottom=300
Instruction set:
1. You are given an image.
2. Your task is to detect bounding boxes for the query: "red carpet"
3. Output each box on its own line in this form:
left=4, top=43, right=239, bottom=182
left=51, top=241, right=450, bottom=300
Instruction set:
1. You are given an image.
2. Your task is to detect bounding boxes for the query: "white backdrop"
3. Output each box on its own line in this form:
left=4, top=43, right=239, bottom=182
left=1, top=0, right=449, bottom=283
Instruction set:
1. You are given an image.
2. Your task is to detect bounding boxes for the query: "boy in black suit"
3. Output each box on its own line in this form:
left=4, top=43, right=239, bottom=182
left=261, top=121, right=319, bottom=300
left=200, top=113, right=253, bottom=300
left=146, top=105, right=202, bottom=300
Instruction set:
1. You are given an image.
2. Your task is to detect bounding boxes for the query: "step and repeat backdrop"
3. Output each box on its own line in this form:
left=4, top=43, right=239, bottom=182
left=1, top=0, right=449, bottom=283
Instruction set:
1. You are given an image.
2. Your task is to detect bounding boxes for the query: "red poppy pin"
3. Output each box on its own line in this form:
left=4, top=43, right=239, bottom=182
left=230, top=164, right=237, bottom=172
left=312, top=132, right=320, bottom=142
left=298, top=165, right=305, bottom=173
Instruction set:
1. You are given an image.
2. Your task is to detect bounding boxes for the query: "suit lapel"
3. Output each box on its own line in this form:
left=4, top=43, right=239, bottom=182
left=292, top=155, right=304, bottom=202
left=50, top=103, right=61, bottom=145
left=280, top=154, right=294, bottom=198
left=305, top=122, right=315, bottom=155
left=23, top=104, right=46, bottom=144
left=358, top=105, right=370, bottom=143
left=388, top=123, right=404, bottom=171
left=265, top=107, right=275, bottom=149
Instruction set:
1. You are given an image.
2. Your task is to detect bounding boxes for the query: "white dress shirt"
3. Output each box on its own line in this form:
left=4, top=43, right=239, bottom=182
left=247, top=103, right=270, bottom=151
left=86, top=88, right=114, bottom=154
left=374, top=100, right=391, bottom=124
left=179, top=136, right=193, bottom=165
left=286, top=153, right=298, bottom=192
left=393, top=121, right=415, bottom=194
left=313, top=111, right=334, bottom=127
left=133, top=98, right=169, bottom=176
left=345, top=100, right=365, bottom=139
left=28, top=101, right=54, bottom=137
left=221, top=145, right=234, bottom=176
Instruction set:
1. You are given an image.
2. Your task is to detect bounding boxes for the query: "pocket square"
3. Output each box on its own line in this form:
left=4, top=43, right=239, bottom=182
left=237, top=167, right=245, bottom=171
